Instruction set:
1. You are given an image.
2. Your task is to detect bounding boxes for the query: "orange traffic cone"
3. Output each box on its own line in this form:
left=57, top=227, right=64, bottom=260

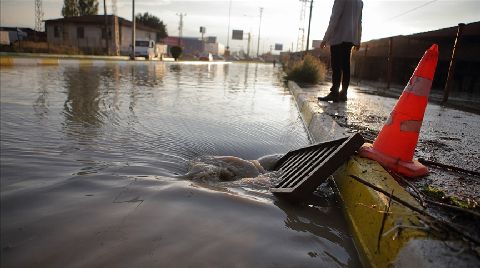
left=359, top=44, right=439, bottom=178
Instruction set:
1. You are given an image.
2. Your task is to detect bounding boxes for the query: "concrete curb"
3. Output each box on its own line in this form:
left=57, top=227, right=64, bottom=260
left=286, top=80, right=476, bottom=268
left=288, top=81, right=348, bottom=143
left=0, top=53, right=228, bottom=67
left=333, top=156, right=427, bottom=268
left=0, top=52, right=134, bottom=66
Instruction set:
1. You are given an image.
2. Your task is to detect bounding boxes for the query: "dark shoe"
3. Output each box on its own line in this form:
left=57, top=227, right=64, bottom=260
left=338, top=91, right=348, bottom=102
left=318, top=91, right=339, bottom=102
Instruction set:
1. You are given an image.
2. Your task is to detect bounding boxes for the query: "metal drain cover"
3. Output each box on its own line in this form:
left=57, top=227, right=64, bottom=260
left=271, top=133, right=364, bottom=201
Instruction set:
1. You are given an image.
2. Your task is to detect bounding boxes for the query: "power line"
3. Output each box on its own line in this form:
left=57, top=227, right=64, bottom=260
left=387, top=0, right=439, bottom=21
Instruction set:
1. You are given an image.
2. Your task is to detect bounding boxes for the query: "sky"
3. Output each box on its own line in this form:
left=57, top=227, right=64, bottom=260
left=1, top=0, right=479, bottom=54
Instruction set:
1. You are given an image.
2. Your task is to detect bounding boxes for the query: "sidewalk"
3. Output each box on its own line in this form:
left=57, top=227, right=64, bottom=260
left=287, top=80, right=480, bottom=267
left=293, top=80, right=479, bottom=205
left=352, top=80, right=480, bottom=115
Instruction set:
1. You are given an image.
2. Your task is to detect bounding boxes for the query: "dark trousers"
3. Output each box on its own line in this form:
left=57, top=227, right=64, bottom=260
left=330, top=42, right=354, bottom=93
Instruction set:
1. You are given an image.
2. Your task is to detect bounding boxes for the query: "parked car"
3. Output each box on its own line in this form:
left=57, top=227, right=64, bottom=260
left=134, top=40, right=156, bottom=60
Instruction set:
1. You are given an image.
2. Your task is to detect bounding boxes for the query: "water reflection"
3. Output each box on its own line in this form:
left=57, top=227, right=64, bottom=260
left=222, top=64, right=230, bottom=93
left=129, top=65, right=139, bottom=113
left=169, top=64, right=182, bottom=91
left=33, top=80, right=49, bottom=119
left=112, top=64, right=121, bottom=112
left=275, top=193, right=361, bottom=267
left=63, top=65, right=102, bottom=127
left=244, top=63, right=250, bottom=89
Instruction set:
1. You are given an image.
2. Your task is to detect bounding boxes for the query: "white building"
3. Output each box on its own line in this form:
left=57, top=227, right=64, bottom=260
left=204, top=42, right=225, bottom=56
left=45, top=15, right=163, bottom=55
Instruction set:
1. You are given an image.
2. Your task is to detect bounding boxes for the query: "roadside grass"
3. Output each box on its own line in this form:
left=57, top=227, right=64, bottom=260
left=284, top=54, right=326, bottom=85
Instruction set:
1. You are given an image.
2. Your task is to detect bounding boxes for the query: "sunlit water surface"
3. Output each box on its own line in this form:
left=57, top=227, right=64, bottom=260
left=1, top=61, right=361, bottom=267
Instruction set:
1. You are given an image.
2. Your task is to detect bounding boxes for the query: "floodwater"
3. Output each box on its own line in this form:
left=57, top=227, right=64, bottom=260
left=1, top=61, right=361, bottom=267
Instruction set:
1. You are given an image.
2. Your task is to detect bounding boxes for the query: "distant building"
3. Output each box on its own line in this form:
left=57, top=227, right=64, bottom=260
left=0, top=31, right=9, bottom=45
left=0, top=27, right=46, bottom=45
left=204, top=42, right=225, bottom=56
left=206, top=36, right=217, bottom=43
left=312, top=40, right=322, bottom=49
left=178, top=37, right=204, bottom=57
left=162, top=36, right=181, bottom=47
left=162, top=36, right=225, bottom=57
left=44, top=15, right=163, bottom=55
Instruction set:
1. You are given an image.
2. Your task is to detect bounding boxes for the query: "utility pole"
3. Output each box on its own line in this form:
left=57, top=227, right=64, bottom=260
left=297, top=0, right=307, bottom=52
left=131, top=0, right=135, bottom=59
left=443, top=23, right=466, bottom=103
left=103, top=0, right=109, bottom=55
left=298, top=28, right=305, bottom=52
left=200, top=26, right=206, bottom=52
left=256, top=7, right=263, bottom=57
left=305, top=0, right=313, bottom=53
left=111, top=0, right=120, bottom=55
left=226, top=0, right=232, bottom=51
left=176, top=13, right=186, bottom=46
left=34, top=0, right=44, bottom=32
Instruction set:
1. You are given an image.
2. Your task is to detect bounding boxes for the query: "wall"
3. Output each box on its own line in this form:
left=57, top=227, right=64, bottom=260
left=46, top=22, right=115, bottom=54
left=304, top=22, right=480, bottom=95
left=204, top=43, right=225, bottom=56
left=351, top=34, right=479, bottom=94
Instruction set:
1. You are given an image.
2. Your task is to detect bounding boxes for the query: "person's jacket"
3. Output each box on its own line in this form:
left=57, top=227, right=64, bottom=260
left=323, top=0, right=363, bottom=46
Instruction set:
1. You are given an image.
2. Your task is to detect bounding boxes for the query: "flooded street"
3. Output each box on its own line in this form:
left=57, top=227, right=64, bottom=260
left=1, top=62, right=361, bottom=267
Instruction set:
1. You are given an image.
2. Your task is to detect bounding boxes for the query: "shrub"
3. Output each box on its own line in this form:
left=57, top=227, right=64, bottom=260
left=285, top=54, right=326, bottom=84
left=170, top=46, right=183, bottom=61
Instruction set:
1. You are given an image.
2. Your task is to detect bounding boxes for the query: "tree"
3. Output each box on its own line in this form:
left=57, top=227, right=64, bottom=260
left=62, top=0, right=79, bottom=17
left=170, top=46, right=182, bottom=61
left=135, top=12, right=168, bottom=41
left=62, top=0, right=98, bottom=17
left=78, top=0, right=98, bottom=16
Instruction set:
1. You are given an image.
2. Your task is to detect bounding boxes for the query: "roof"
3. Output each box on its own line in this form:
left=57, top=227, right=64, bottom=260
left=0, top=27, right=35, bottom=33
left=44, top=15, right=160, bottom=33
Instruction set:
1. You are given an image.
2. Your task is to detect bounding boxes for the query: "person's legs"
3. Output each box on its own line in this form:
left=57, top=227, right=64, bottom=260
left=319, top=44, right=342, bottom=101
left=339, top=42, right=354, bottom=101
left=330, top=44, right=342, bottom=93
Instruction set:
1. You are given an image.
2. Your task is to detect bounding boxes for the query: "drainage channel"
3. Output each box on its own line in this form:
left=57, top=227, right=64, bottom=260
left=271, top=133, right=364, bottom=201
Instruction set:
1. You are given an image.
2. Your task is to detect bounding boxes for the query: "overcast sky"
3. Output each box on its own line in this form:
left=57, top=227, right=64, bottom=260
left=1, top=0, right=479, bottom=53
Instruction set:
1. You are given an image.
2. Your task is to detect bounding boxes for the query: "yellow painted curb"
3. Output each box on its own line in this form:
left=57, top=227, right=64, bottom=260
left=333, top=156, right=429, bottom=268
left=300, top=101, right=317, bottom=127
left=38, top=58, right=59, bottom=65
left=0, top=56, right=14, bottom=66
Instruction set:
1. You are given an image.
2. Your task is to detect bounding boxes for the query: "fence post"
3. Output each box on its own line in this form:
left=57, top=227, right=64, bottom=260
left=355, top=44, right=368, bottom=84
left=442, top=23, right=466, bottom=104
left=386, top=37, right=394, bottom=89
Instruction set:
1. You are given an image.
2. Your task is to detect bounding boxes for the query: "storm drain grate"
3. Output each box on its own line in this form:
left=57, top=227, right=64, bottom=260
left=271, top=133, right=364, bottom=201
